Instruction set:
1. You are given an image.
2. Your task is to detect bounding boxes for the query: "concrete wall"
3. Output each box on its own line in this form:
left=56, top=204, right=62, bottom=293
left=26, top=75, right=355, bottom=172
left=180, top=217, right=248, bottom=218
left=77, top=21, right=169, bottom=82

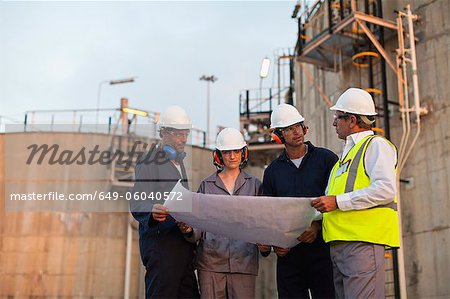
left=295, top=1, right=450, bottom=297
left=0, top=133, right=134, bottom=297
left=0, top=132, right=216, bottom=297
left=388, top=2, right=450, bottom=297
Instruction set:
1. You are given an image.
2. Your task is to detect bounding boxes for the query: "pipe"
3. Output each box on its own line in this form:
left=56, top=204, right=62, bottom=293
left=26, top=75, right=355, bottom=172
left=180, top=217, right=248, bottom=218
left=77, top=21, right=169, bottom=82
left=277, top=57, right=281, bottom=104
left=269, top=88, right=273, bottom=111
left=396, top=12, right=408, bottom=169
left=395, top=10, right=409, bottom=299
left=24, top=113, right=28, bottom=132
left=398, top=34, right=411, bottom=173
left=376, top=0, right=391, bottom=139
left=246, top=90, right=250, bottom=119
left=399, top=6, right=421, bottom=173
left=51, top=115, right=54, bottom=131
left=396, top=6, right=424, bottom=298
left=289, top=56, right=295, bottom=105
left=79, top=115, right=83, bottom=132
left=124, top=217, right=133, bottom=299
left=327, top=0, right=333, bottom=33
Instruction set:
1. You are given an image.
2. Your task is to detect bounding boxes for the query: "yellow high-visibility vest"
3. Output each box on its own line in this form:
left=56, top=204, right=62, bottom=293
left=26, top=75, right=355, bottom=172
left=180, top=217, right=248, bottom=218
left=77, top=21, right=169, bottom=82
left=323, top=134, right=400, bottom=247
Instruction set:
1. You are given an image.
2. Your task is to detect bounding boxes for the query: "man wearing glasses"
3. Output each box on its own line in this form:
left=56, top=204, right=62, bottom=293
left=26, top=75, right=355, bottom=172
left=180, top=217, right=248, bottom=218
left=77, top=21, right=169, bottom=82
left=130, top=105, right=200, bottom=298
left=262, top=103, right=337, bottom=298
left=311, top=88, right=399, bottom=298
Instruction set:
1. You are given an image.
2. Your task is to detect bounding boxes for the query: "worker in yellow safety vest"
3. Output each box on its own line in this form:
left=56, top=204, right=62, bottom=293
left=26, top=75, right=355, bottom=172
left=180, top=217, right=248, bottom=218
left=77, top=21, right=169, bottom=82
left=311, top=88, right=400, bottom=299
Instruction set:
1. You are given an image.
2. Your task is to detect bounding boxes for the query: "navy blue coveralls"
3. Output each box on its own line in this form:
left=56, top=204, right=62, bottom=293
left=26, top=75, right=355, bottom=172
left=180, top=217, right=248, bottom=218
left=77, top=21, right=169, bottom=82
left=130, top=147, right=199, bottom=298
left=262, top=141, right=338, bottom=299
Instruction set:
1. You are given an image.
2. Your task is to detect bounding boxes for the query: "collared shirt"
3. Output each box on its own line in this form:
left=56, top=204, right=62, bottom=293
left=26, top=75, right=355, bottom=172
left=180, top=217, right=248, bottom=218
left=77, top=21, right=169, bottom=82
left=334, top=130, right=397, bottom=211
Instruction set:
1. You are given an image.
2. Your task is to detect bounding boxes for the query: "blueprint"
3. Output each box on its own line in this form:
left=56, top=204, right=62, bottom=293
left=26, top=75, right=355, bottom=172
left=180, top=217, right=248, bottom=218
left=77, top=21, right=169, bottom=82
left=164, top=181, right=319, bottom=248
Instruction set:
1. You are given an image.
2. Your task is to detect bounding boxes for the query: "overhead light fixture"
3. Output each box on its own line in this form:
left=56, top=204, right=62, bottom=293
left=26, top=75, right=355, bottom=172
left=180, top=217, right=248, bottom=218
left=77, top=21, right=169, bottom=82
left=96, top=76, right=137, bottom=124
left=292, top=2, right=301, bottom=19
left=110, top=77, right=136, bottom=85
left=121, top=107, right=148, bottom=117
left=260, top=58, right=271, bottom=78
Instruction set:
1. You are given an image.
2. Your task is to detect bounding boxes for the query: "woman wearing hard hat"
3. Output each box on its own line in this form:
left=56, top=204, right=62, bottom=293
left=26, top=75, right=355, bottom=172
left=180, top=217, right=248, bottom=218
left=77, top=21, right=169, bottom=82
left=179, top=127, right=268, bottom=298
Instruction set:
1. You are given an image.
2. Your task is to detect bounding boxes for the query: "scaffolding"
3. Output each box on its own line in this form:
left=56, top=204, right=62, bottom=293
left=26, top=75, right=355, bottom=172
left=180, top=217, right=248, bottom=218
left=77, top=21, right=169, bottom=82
left=239, top=48, right=295, bottom=166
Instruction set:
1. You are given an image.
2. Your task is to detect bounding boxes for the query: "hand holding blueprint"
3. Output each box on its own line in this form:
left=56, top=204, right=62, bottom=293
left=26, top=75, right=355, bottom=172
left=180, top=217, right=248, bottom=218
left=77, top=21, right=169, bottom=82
left=164, top=181, right=319, bottom=248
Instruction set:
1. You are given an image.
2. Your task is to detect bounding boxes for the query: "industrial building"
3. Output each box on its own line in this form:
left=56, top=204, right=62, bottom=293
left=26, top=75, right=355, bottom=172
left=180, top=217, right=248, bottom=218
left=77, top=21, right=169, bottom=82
left=1, top=0, right=449, bottom=298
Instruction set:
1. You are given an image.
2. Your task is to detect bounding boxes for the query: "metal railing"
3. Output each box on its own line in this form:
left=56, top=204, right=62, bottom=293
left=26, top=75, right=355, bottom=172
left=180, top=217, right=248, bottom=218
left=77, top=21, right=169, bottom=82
left=239, top=87, right=290, bottom=117
left=18, top=108, right=207, bottom=148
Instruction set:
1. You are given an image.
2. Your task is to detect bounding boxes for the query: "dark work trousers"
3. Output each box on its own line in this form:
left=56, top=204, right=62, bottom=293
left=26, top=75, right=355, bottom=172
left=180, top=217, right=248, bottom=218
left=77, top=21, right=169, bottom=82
left=131, top=147, right=199, bottom=298
left=144, top=228, right=200, bottom=298
left=276, top=240, right=335, bottom=299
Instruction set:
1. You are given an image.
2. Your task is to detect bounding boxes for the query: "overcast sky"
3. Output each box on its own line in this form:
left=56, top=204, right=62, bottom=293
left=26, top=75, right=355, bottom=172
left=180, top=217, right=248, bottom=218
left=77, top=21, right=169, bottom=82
left=1, top=1, right=298, bottom=138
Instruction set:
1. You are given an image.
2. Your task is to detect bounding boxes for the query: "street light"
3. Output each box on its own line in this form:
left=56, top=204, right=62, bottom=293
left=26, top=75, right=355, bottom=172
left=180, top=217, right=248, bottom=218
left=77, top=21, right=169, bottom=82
left=260, top=57, right=271, bottom=78
left=259, top=57, right=271, bottom=106
left=96, top=77, right=136, bottom=124
left=199, top=74, right=218, bottom=147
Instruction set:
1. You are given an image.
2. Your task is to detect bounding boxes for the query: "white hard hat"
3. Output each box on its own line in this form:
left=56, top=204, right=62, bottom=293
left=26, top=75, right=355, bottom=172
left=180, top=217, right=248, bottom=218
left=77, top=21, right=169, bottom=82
left=330, top=88, right=377, bottom=116
left=158, top=105, right=192, bottom=130
left=215, top=127, right=247, bottom=151
left=270, top=103, right=305, bottom=129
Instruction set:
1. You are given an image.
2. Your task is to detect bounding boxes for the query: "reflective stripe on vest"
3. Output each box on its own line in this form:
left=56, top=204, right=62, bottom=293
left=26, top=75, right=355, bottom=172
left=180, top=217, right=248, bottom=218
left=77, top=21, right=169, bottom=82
left=323, top=135, right=400, bottom=247
left=345, top=136, right=398, bottom=211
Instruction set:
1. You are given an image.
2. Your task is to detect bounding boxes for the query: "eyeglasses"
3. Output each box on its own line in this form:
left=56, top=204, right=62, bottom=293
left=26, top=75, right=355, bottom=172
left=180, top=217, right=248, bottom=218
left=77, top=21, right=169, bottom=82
left=333, top=113, right=350, bottom=120
left=166, top=129, right=190, bottom=139
left=282, top=123, right=303, bottom=135
left=221, top=149, right=242, bottom=156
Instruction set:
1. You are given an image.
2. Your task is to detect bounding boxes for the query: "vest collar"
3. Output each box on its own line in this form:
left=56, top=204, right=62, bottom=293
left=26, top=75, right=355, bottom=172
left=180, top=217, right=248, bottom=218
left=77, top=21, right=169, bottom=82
left=343, top=131, right=374, bottom=158
left=345, top=130, right=374, bottom=146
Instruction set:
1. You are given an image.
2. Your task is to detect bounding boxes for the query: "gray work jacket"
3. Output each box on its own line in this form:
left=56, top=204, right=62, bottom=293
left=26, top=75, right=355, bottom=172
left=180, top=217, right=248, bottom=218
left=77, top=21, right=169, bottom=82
left=189, top=171, right=262, bottom=275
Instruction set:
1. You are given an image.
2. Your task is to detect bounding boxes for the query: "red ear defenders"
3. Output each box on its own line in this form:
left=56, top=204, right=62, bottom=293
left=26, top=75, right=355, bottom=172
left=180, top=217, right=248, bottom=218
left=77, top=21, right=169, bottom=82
left=271, top=130, right=285, bottom=144
left=212, top=147, right=249, bottom=170
left=271, top=123, right=308, bottom=144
